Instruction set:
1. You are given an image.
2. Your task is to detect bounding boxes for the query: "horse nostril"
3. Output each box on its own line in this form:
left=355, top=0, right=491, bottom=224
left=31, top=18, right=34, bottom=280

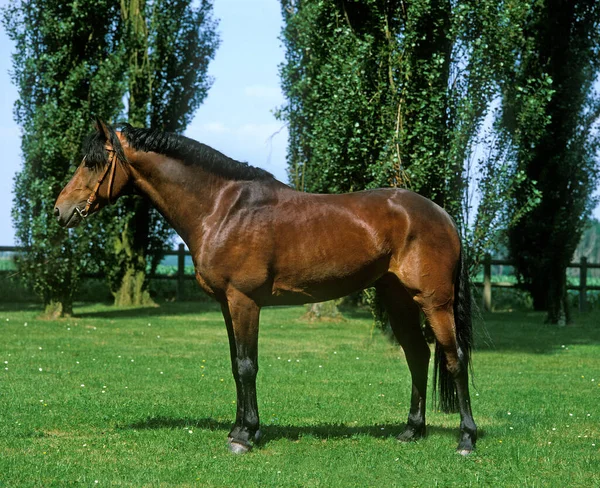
left=54, top=207, right=60, bottom=218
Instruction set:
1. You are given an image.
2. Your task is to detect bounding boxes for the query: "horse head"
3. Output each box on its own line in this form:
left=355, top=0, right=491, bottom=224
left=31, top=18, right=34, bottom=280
left=54, top=119, right=131, bottom=228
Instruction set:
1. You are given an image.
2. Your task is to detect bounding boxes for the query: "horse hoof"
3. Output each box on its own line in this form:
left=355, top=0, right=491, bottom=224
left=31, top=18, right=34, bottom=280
left=396, top=426, right=425, bottom=443
left=457, top=448, right=473, bottom=456
left=227, top=439, right=251, bottom=455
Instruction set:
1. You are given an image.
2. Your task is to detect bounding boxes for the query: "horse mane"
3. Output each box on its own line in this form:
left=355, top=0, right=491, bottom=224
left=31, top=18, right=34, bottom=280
left=121, top=124, right=275, bottom=181
left=81, top=129, right=125, bottom=170
left=81, top=122, right=275, bottom=182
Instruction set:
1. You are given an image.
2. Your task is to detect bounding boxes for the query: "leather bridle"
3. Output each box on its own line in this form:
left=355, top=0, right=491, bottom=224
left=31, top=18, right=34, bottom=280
left=75, top=149, right=119, bottom=219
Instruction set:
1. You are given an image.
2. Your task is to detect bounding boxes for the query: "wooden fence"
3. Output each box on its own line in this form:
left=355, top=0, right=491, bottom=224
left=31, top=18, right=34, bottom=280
left=0, top=244, right=196, bottom=301
left=1, top=246, right=599, bottom=310
left=480, top=254, right=600, bottom=313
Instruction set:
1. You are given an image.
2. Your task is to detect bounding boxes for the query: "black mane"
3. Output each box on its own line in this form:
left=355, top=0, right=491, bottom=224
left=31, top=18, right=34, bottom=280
left=121, top=125, right=275, bottom=181
left=81, top=123, right=275, bottom=182
left=81, top=129, right=125, bottom=171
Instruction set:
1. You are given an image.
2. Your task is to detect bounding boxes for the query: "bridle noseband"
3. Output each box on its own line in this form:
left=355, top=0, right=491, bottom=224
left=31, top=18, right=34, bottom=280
left=76, top=149, right=119, bottom=219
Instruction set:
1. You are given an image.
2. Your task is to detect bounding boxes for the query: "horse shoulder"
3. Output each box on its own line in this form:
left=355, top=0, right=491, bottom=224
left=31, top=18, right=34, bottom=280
left=194, top=181, right=283, bottom=294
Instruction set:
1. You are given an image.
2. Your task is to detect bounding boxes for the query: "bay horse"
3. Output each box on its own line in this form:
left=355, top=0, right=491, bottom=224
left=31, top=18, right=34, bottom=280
left=54, top=120, right=477, bottom=455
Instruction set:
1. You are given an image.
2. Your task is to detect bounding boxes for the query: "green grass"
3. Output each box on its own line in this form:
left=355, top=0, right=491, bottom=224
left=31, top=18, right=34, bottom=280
left=0, top=302, right=598, bottom=487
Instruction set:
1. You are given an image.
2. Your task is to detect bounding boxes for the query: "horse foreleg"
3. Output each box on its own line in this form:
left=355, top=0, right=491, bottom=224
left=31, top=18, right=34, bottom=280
left=220, top=290, right=261, bottom=454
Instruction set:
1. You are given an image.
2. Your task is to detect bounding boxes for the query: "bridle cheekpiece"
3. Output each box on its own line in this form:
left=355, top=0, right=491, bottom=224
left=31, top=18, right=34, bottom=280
left=76, top=148, right=119, bottom=219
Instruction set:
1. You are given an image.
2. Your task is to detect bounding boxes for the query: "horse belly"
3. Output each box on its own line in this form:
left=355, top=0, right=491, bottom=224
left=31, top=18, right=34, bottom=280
left=267, top=230, right=390, bottom=306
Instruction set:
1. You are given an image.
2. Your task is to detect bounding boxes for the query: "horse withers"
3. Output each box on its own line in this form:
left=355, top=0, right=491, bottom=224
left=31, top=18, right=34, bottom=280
left=54, top=120, right=477, bottom=455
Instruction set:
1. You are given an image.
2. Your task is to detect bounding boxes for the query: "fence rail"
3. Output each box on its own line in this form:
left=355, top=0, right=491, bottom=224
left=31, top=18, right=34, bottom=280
left=0, top=243, right=195, bottom=301
left=1, top=246, right=598, bottom=310
left=479, top=253, right=600, bottom=313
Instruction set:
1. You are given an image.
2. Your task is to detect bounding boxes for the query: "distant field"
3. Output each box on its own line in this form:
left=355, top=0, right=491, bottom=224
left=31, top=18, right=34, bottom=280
left=0, top=302, right=598, bottom=486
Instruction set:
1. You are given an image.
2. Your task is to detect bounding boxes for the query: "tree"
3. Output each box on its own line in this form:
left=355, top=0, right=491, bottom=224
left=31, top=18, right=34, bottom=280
left=278, top=0, right=541, bottom=269
left=3, top=0, right=126, bottom=317
left=4, top=0, right=219, bottom=312
left=503, top=0, right=600, bottom=324
left=105, top=0, right=219, bottom=306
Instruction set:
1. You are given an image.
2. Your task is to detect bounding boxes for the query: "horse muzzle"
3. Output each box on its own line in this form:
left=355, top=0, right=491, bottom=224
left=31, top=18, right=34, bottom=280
left=54, top=205, right=83, bottom=228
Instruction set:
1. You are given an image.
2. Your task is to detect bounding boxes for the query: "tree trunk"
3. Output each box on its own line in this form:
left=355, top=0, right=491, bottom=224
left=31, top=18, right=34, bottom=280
left=113, top=264, right=153, bottom=306
left=529, top=281, right=549, bottom=312
left=113, top=198, right=155, bottom=307
left=303, top=301, right=343, bottom=321
left=545, top=266, right=569, bottom=326
left=42, top=299, right=73, bottom=319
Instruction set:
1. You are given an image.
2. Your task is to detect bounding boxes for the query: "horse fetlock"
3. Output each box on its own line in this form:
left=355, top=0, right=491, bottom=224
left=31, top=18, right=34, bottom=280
left=460, top=419, right=478, bottom=439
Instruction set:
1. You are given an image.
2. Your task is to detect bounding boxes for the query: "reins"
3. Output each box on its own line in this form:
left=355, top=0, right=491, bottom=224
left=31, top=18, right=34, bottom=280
left=76, top=149, right=119, bottom=219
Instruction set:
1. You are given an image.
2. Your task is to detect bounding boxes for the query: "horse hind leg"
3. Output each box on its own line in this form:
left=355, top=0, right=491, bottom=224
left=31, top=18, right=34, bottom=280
left=420, top=302, right=477, bottom=454
left=376, top=276, right=430, bottom=442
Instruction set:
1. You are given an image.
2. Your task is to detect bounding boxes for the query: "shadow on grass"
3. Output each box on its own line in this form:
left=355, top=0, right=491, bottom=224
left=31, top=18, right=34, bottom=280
left=76, top=301, right=221, bottom=319
left=473, top=310, right=600, bottom=354
left=121, top=416, right=474, bottom=445
left=0, top=302, right=43, bottom=312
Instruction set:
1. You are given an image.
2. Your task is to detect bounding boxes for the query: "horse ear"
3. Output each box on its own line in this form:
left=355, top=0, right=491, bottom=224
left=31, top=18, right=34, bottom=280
left=94, top=117, right=111, bottom=141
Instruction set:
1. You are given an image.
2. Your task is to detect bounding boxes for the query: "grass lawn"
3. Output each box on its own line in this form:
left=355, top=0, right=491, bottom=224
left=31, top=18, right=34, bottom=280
left=0, top=301, right=598, bottom=487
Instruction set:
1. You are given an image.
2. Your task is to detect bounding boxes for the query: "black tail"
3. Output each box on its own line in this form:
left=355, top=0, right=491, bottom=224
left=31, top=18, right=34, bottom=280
left=433, top=248, right=473, bottom=413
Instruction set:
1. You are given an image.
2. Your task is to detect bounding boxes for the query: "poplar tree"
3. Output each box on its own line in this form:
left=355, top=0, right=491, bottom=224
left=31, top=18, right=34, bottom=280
left=3, top=0, right=125, bottom=317
left=4, top=0, right=219, bottom=312
left=279, top=0, right=543, bottom=266
left=106, top=0, right=219, bottom=306
left=503, top=0, right=600, bottom=324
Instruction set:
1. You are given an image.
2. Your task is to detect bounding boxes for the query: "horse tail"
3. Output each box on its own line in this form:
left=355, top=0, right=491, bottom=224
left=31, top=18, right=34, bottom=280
left=433, top=246, right=473, bottom=413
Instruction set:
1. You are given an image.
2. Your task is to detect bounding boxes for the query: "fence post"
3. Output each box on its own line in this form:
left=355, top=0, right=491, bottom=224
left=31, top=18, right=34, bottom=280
left=177, top=243, right=185, bottom=301
left=483, top=253, right=492, bottom=312
left=579, top=256, right=587, bottom=313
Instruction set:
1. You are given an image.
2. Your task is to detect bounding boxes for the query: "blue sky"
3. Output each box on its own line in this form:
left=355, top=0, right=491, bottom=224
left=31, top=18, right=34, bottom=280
left=0, top=0, right=289, bottom=245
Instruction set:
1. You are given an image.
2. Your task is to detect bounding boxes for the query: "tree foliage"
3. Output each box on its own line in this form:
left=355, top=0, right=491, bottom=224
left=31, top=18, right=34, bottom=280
left=503, top=0, right=600, bottom=324
left=3, top=0, right=126, bottom=316
left=280, top=1, right=600, bottom=324
left=4, top=0, right=219, bottom=312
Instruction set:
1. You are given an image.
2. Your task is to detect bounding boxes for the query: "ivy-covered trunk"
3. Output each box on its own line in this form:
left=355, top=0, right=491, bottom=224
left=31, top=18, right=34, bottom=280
left=44, top=299, right=74, bottom=319
left=112, top=198, right=154, bottom=307
left=113, top=261, right=152, bottom=307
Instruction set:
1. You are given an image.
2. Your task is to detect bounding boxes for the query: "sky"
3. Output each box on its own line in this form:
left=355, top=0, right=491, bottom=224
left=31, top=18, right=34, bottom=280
left=0, top=0, right=289, bottom=245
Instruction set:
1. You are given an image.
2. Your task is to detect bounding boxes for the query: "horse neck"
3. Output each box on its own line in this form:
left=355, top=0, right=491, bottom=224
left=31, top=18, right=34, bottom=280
left=125, top=150, right=230, bottom=247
